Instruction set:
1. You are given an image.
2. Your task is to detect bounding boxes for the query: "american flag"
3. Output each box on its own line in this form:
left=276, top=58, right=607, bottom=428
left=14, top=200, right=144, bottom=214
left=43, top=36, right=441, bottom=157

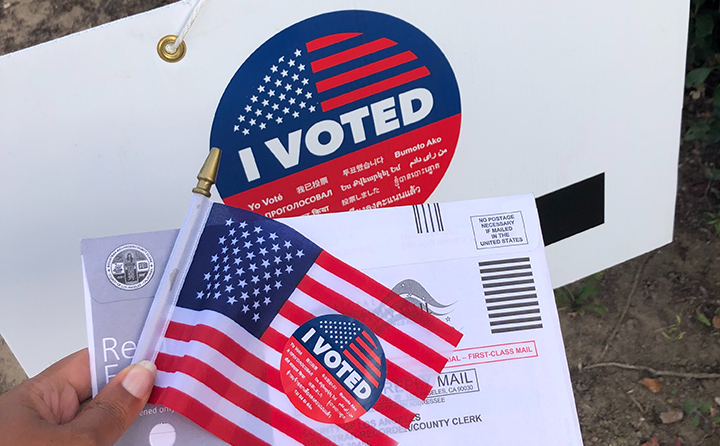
left=230, top=32, right=430, bottom=136
left=149, top=203, right=462, bottom=446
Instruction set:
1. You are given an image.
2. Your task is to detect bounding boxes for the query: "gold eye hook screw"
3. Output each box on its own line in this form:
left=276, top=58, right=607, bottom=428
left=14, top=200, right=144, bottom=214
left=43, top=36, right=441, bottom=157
left=157, top=35, right=187, bottom=63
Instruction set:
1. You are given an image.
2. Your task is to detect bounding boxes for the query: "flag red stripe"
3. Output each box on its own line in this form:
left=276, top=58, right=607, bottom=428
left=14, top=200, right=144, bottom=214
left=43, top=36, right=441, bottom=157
left=340, top=419, right=398, bottom=446
left=259, top=326, right=289, bottom=353
left=386, top=361, right=432, bottom=400
left=165, top=322, right=282, bottom=390
left=357, top=336, right=382, bottom=365
left=163, top=323, right=395, bottom=446
left=315, top=51, right=418, bottom=93
left=373, top=395, right=417, bottom=428
left=316, top=251, right=462, bottom=346
left=298, top=275, right=448, bottom=374
left=349, top=342, right=382, bottom=378
left=320, top=66, right=430, bottom=112
left=279, top=299, right=315, bottom=326
left=151, top=387, right=271, bottom=446
left=311, top=38, right=397, bottom=73
left=155, top=354, right=337, bottom=446
left=342, top=349, right=381, bottom=387
left=306, top=32, right=363, bottom=52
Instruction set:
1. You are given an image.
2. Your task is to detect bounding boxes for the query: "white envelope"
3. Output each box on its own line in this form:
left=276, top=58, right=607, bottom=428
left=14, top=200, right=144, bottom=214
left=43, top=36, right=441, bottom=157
left=83, top=195, right=583, bottom=445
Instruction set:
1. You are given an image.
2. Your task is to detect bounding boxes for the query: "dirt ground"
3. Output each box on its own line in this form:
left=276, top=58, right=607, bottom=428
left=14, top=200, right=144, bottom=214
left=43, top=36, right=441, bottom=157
left=1, top=2, right=719, bottom=445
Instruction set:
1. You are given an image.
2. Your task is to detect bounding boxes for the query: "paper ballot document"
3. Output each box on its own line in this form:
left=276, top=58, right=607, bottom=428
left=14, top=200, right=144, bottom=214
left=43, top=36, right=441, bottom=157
left=82, top=195, right=583, bottom=445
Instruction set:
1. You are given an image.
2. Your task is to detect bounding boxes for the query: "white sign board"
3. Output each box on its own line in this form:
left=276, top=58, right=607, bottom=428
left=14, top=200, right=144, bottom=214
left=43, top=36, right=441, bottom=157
left=0, top=0, right=688, bottom=376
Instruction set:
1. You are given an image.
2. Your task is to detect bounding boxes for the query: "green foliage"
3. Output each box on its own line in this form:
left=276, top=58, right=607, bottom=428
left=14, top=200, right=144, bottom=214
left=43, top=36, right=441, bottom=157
left=684, top=118, right=720, bottom=143
left=687, top=0, right=720, bottom=67
left=685, top=0, right=720, bottom=144
left=683, top=397, right=719, bottom=436
left=699, top=312, right=713, bottom=326
left=687, top=67, right=716, bottom=87
left=707, top=205, right=720, bottom=235
left=661, top=315, right=686, bottom=341
left=554, top=273, right=606, bottom=316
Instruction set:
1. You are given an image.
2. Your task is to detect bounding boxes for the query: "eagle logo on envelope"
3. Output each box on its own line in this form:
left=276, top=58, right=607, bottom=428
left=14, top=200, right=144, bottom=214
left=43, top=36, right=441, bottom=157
left=211, top=10, right=462, bottom=218
left=148, top=203, right=462, bottom=446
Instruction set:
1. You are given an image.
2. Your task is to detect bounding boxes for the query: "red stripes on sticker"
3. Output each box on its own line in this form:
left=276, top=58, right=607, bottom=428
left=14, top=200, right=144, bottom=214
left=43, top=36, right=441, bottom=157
left=154, top=354, right=336, bottom=446
left=297, top=274, right=448, bottom=374
left=311, top=38, right=397, bottom=73
left=361, top=331, right=378, bottom=350
left=320, top=66, right=430, bottom=112
left=315, top=251, right=463, bottom=347
left=349, top=342, right=382, bottom=378
left=306, top=32, right=362, bottom=52
left=357, top=336, right=382, bottom=365
left=342, top=349, right=381, bottom=387
left=150, top=387, right=270, bottom=446
left=315, top=51, right=418, bottom=93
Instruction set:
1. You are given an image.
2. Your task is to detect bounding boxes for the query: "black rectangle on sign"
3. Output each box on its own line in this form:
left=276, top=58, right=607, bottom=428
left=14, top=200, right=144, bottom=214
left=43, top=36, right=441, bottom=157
left=536, top=173, right=605, bottom=246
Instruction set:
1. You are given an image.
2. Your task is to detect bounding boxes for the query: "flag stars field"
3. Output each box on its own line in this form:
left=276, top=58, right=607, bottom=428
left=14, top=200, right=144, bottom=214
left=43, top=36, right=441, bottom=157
left=231, top=48, right=318, bottom=135
left=155, top=203, right=463, bottom=446
left=189, top=216, right=308, bottom=340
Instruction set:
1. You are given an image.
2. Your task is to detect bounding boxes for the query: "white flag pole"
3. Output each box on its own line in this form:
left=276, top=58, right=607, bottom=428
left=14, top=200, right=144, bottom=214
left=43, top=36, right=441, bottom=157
left=133, top=148, right=222, bottom=363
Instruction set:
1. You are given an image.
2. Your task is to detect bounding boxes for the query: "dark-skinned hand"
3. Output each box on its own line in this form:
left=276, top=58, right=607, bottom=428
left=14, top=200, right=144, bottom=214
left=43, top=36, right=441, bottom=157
left=0, top=349, right=156, bottom=446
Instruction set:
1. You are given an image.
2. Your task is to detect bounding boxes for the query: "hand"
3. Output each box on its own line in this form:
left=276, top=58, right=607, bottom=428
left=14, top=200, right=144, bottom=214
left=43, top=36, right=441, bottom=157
left=0, top=349, right=156, bottom=446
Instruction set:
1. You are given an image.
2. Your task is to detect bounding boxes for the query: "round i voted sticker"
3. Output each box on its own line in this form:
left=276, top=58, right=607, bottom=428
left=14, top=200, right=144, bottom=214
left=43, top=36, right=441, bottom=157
left=280, top=315, right=387, bottom=424
left=211, top=10, right=461, bottom=217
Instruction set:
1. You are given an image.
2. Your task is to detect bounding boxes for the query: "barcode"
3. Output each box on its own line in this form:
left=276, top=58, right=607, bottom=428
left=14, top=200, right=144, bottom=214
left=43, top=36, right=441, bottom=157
left=479, top=257, right=543, bottom=334
left=413, top=203, right=444, bottom=234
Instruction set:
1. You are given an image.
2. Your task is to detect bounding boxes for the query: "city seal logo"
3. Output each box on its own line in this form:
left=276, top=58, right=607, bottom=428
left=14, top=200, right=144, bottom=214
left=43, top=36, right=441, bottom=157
left=211, top=10, right=461, bottom=218
left=280, top=314, right=386, bottom=424
left=105, top=244, right=155, bottom=291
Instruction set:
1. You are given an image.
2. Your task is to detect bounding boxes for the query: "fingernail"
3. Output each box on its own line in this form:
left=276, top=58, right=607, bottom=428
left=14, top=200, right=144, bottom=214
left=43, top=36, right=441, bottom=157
left=121, top=360, right=157, bottom=399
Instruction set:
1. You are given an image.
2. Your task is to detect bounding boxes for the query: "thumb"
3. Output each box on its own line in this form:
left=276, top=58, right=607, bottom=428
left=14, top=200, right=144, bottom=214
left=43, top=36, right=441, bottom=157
left=70, top=361, right=157, bottom=446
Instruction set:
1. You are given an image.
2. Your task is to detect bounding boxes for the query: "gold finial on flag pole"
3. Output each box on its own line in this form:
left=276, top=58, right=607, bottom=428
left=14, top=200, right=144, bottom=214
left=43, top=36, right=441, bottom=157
left=192, top=147, right=221, bottom=197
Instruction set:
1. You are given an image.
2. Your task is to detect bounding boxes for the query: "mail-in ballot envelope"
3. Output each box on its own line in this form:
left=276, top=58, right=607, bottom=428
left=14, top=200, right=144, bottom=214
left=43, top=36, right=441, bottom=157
left=83, top=194, right=583, bottom=445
